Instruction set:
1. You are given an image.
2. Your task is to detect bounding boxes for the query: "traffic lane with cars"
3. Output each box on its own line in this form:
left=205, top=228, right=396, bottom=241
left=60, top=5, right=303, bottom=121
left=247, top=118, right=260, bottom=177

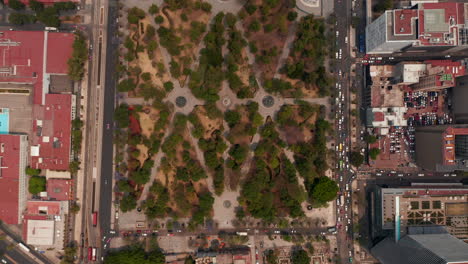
left=334, top=0, right=357, bottom=260
left=0, top=240, right=37, bottom=264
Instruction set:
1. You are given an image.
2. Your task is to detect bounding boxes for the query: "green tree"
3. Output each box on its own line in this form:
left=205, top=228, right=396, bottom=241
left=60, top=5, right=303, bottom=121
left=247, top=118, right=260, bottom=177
left=127, top=7, right=145, bottom=24
left=118, top=78, right=136, bottom=92
left=117, top=179, right=133, bottom=193
left=154, top=15, right=164, bottom=24
left=67, top=32, right=88, bottom=81
left=308, top=176, right=338, bottom=205
left=148, top=4, right=159, bottom=15
left=291, top=250, right=310, bottom=264
left=184, top=256, right=195, bottom=264
left=369, top=148, right=381, bottom=160
left=245, top=4, right=257, bottom=14
left=287, top=11, right=298, bottom=21
left=120, top=194, right=137, bottom=212
left=28, top=176, right=46, bottom=195
left=25, top=167, right=41, bottom=176
left=349, top=151, right=364, bottom=167
left=8, top=0, right=25, bottom=10
left=62, top=244, right=77, bottom=264
left=224, top=110, right=241, bottom=128
left=249, top=20, right=261, bottom=32
left=104, top=246, right=165, bottom=264
left=70, top=202, right=80, bottom=214
left=364, top=134, right=377, bottom=144
left=163, top=81, right=174, bottom=92
left=266, top=250, right=278, bottom=264
left=8, top=12, right=36, bottom=25
left=114, top=103, right=130, bottom=128
left=29, top=0, right=44, bottom=12
left=37, top=7, right=60, bottom=27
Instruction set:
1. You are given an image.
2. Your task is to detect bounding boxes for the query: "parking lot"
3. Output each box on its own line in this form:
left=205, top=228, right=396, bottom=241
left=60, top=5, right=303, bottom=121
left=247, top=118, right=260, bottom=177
left=405, top=89, right=452, bottom=126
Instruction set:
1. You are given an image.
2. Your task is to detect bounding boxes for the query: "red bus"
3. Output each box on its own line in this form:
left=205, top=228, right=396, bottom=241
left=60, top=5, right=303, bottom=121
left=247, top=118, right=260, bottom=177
left=88, top=247, right=93, bottom=261
left=92, top=212, right=98, bottom=227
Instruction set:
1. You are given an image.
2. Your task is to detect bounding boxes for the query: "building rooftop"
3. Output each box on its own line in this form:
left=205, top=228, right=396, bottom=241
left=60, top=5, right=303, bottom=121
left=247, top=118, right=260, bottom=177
left=372, top=233, right=468, bottom=264
left=0, top=31, right=74, bottom=105
left=30, top=93, right=74, bottom=171
left=366, top=107, right=408, bottom=134
left=25, top=219, right=55, bottom=246
left=378, top=186, right=468, bottom=239
left=0, top=134, right=27, bottom=224
left=366, top=3, right=468, bottom=54
left=46, top=179, right=72, bottom=200
left=26, top=200, right=62, bottom=216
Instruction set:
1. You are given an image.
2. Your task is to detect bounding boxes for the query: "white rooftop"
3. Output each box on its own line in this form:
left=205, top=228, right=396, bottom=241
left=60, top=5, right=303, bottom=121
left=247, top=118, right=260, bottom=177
left=26, top=219, right=54, bottom=246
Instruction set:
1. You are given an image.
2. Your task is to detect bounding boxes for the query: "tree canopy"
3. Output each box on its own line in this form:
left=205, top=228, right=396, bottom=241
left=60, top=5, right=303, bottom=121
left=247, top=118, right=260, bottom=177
left=349, top=151, right=364, bottom=167
left=308, top=176, right=338, bottom=206
left=291, top=250, right=310, bottom=264
left=369, top=148, right=381, bottom=160
left=29, top=176, right=46, bottom=195
left=104, top=246, right=165, bottom=264
left=67, top=32, right=88, bottom=81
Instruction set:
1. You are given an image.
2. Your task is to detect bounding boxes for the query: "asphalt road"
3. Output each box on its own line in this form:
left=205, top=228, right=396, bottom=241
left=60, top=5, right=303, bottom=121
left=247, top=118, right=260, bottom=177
left=0, top=225, right=51, bottom=264
left=0, top=240, right=37, bottom=264
left=97, top=0, right=118, bottom=257
left=333, top=0, right=363, bottom=262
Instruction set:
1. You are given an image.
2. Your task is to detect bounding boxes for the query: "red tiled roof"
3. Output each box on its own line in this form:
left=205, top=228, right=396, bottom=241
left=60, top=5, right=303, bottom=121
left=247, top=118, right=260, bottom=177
left=0, top=135, right=22, bottom=225
left=46, top=179, right=72, bottom=200
left=374, top=112, right=385, bottom=122
left=31, top=94, right=73, bottom=171
left=26, top=201, right=61, bottom=215
left=46, top=33, right=74, bottom=74
left=0, top=31, right=74, bottom=105
left=394, top=9, right=417, bottom=35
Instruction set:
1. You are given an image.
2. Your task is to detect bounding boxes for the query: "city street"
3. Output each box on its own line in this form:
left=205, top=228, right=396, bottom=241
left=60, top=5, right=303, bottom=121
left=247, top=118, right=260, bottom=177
left=333, top=0, right=363, bottom=263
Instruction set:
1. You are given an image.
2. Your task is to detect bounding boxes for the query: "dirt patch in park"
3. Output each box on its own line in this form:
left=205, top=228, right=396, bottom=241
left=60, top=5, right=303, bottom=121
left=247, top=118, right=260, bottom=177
left=277, top=105, right=318, bottom=145
left=240, top=0, right=294, bottom=79
left=194, top=106, right=223, bottom=139
left=137, top=107, right=159, bottom=138
left=160, top=5, right=211, bottom=85
left=136, top=144, right=149, bottom=166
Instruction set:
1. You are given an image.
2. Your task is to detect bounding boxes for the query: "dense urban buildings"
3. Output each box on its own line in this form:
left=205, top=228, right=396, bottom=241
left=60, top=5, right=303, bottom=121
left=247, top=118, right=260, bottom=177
left=0, top=30, right=74, bottom=250
left=366, top=2, right=468, bottom=54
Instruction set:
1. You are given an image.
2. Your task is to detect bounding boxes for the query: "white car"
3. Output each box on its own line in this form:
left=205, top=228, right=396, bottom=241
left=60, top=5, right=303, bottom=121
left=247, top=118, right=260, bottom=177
left=336, top=31, right=339, bottom=37
left=418, top=173, right=425, bottom=177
